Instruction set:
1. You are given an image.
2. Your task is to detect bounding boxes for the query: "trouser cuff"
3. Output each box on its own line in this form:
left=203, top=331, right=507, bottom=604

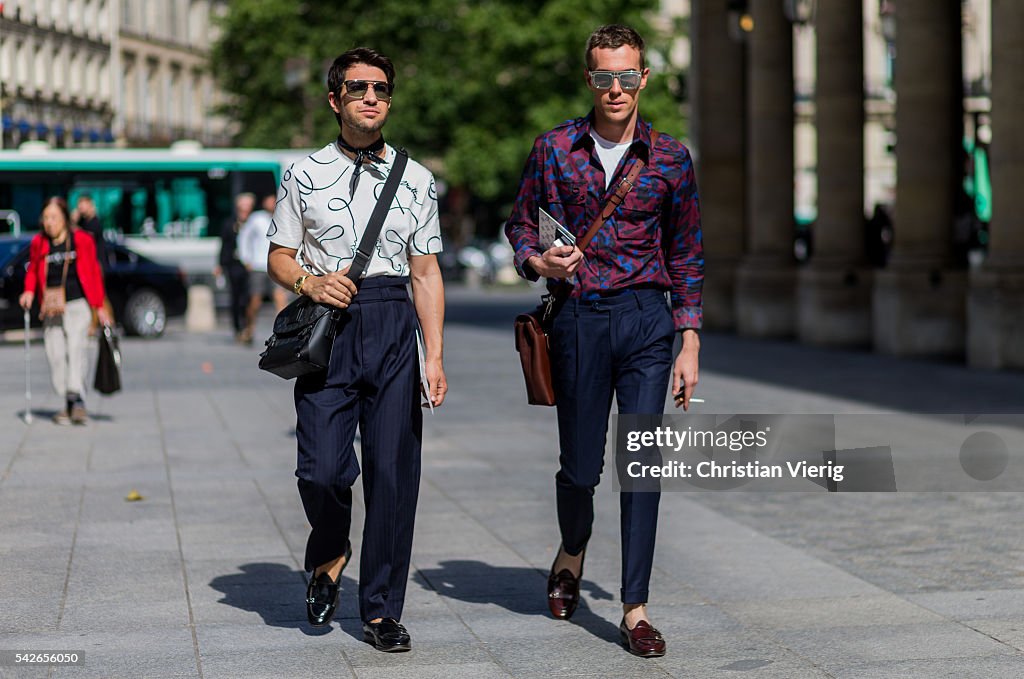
left=621, top=589, right=649, bottom=604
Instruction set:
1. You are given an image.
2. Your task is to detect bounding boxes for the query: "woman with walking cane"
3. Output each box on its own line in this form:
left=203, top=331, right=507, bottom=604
left=18, top=197, right=111, bottom=425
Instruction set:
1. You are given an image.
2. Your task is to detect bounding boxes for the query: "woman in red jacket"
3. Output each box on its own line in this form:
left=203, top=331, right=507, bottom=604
left=18, top=197, right=111, bottom=425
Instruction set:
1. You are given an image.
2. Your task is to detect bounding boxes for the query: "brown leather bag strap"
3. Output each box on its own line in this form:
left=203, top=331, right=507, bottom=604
left=575, top=130, right=659, bottom=253
left=59, top=233, right=71, bottom=289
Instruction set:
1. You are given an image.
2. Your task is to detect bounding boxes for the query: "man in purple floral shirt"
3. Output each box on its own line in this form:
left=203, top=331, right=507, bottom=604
left=505, top=24, right=703, bottom=658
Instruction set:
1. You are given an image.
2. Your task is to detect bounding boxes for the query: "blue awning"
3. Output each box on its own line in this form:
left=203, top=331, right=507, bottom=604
left=17, top=119, right=31, bottom=133
left=1, top=115, right=12, bottom=131
left=53, top=124, right=66, bottom=137
left=88, top=128, right=101, bottom=142
left=35, top=123, right=49, bottom=136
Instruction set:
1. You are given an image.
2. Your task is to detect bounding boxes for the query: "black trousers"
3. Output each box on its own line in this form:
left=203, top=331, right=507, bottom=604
left=294, top=276, right=422, bottom=623
left=226, top=261, right=249, bottom=333
left=549, top=288, right=675, bottom=604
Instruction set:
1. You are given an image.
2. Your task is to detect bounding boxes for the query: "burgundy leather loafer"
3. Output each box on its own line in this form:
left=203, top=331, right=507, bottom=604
left=619, top=618, right=666, bottom=657
left=547, top=567, right=581, bottom=619
left=547, top=546, right=585, bottom=619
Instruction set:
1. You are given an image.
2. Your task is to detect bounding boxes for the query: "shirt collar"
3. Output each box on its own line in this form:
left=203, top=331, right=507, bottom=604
left=570, top=110, right=654, bottom=160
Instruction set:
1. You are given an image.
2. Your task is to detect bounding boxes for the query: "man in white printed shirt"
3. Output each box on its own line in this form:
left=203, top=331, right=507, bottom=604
left=267, top=47, right=447, bottom=653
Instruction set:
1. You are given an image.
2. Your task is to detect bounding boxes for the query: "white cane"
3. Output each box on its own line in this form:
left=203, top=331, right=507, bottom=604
left=23, top=308, right=32, bottom=424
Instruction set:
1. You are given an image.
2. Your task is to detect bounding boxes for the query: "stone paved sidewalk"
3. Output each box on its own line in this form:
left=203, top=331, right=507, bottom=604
left=1, top=285, right=1024, bottom=678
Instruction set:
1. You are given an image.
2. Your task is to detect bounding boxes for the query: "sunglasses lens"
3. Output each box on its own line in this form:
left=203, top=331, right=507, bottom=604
left=619, top=73, right=641, bottom=89
left=372, top=83, right=392, bottom=99
left=591, top=72, right=614, bottom=89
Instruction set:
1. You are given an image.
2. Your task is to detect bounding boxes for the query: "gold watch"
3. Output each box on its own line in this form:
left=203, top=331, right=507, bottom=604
left=293, top=274, right=310, bottom=295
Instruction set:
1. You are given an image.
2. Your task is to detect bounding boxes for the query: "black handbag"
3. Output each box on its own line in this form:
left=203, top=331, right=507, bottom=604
left=257, top=296, right=341, bottom=379
left=93, top=324, right=122, bottom=395
left=259, top=148, right=409, bottom=379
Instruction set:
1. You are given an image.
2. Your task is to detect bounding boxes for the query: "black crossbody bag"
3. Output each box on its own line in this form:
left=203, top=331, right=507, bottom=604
left=259, top=148, right=409, bottom=379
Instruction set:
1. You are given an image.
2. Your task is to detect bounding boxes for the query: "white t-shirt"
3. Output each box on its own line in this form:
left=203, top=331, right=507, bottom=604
left=238, top=209, right=273, bottom=272
left=590, top=129, right=632, bottom=188
left=269, top=141, right=442, bottom=278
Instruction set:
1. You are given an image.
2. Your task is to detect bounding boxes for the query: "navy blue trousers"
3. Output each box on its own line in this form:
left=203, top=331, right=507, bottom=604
left=294, top=276, right=422, bottom=623
left=549, top=288, right=675, bottom=604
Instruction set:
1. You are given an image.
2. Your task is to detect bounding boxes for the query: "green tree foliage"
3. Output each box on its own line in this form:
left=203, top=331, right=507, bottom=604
left=211, top=0, right=688, bottom=224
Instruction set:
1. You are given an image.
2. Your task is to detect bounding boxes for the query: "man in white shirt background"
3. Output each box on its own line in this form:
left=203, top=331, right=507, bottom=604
left=237, top=193, right=287, bottom=344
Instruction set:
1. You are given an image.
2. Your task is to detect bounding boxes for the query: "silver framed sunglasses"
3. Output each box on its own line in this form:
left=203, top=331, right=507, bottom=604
left=588, top=70, right=643, bottom=90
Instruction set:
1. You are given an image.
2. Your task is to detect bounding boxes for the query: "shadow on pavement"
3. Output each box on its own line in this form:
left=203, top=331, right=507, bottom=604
left=209, top=563, right=357, bottom=637
left=16, top=408, right=115, bottom=424
left=414, top=560, right=622, bottom=646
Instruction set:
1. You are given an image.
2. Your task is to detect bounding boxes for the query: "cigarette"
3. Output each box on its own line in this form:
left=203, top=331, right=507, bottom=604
left=689, top=398, right=705, bottom=403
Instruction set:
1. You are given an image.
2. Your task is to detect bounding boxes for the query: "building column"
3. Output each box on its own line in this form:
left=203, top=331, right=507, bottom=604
left=967, top=0, right=1024, bottom=369
left=690, top=0, right=746, bottom=330
left=797, top=1, right=871, bottom=346
left=872, top=0, right=965, bottom=357
left=735, top=0, right=797, bottom=337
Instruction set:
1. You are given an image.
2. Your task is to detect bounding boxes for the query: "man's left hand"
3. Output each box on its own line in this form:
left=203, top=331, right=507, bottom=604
left=424, top=358, right=448, bottom=407
left=672, top=329, right=700, bottom=410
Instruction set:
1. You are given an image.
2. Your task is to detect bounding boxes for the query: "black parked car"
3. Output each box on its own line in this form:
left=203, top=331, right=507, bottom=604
left=0, top=235, right=188, bottom=338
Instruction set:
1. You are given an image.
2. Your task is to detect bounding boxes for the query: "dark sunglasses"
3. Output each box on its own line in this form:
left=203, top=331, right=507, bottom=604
left=342, top=80, right=393, bottom=101
left=588, top=70, right=643, bottom=91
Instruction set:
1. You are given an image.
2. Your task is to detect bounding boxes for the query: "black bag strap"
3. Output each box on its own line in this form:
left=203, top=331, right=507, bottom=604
left=345, top=148, right=409, bottom=282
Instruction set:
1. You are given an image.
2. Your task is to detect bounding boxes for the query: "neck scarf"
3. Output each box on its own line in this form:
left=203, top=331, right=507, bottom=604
left=337, top=134, right=386, bottom=173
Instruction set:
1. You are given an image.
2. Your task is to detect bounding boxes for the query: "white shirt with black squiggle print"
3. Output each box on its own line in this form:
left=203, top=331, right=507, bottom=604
left=268, top=141, right=442, bottom=277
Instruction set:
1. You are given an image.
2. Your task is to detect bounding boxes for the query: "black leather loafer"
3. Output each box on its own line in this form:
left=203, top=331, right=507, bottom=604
left=362, top=617, right=411, bottom=652
left=306, top=543, right=351, bottom=627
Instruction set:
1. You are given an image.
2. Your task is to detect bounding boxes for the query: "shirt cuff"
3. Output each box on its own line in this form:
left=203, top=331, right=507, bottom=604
left=673, top=306, right=703, bottom=331
left=514, top=246, right=543, bottom=282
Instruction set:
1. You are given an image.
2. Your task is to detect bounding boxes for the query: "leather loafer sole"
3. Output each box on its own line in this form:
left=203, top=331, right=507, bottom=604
left=362, top=630, right=411, bottom=652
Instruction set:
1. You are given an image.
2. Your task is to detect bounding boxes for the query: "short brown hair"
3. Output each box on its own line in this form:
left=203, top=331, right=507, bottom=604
left=585, top=24, right=646, bottom=70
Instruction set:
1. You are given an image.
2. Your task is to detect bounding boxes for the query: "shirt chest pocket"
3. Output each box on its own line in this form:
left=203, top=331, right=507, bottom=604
left=546, top=180, right=587, bottom=206
left=616, top=185, right=662, bottom=242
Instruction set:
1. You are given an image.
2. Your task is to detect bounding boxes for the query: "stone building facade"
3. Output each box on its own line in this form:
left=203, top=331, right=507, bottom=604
left=0, top=0, right=231, bottom=148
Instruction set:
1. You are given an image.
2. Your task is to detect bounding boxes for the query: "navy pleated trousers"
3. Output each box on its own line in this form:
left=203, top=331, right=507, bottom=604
left=549, top=288, right=675, bottom=604
left=293, top=275, right=422, bottom=623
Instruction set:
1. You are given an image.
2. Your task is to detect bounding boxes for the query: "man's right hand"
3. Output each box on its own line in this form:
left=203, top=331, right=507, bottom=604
left=300, top=268, right=359, bottom=309
left=527, top=245, right=583, bottom=279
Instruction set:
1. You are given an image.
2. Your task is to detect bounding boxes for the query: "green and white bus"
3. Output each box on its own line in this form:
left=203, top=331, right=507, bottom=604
left=0, top=141, right=303, bottom=273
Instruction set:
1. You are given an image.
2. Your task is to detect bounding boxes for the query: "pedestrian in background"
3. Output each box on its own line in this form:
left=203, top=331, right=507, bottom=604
left=216, top=192, right=254, bottom=343
left=238, top=193, right=287, bottom=341
left=19, top=196, right=112, bottom=425
left=73, top=193, right=116, bottom=330
left=505, top=24, right=704, bottom=658
left=268, top=47, right=447, bottom=652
